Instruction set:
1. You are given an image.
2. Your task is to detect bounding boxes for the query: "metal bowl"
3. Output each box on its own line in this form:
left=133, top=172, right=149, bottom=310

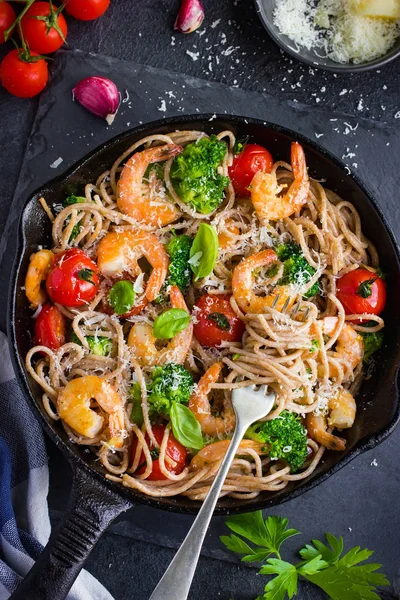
left=255, top=0, right=400, bottom=72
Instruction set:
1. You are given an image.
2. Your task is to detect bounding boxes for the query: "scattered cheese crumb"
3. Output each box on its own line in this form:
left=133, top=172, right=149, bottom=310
left=50, top=157, right=63, bottom=169
left=370, top=458, right=378, bottom=466
left=158, top=100, right=167, bottom=112
left=186, top=50, right=200, bottom=61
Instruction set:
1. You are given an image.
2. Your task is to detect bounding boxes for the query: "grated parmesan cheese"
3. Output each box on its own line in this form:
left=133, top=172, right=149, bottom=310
left=273, top=0, right=400, bottom=65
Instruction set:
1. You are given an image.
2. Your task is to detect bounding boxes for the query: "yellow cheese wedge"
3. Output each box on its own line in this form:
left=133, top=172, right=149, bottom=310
left=349, top=0, right=400, bottom=19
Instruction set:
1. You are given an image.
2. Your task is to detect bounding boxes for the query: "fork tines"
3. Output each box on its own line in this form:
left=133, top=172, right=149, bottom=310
left=270, top=293, right=310, bottom=322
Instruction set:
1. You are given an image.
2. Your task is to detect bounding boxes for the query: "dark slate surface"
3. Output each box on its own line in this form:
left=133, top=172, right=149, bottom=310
left=1, top=1, right=400, bottom=599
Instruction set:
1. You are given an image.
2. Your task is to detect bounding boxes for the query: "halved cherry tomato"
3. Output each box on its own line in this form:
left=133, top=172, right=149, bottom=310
left=0, top=2, right=16, bottom=44
left=35, top=303, right=66, bottom=350
left=336, top=268, right=386, bottom=319
left=228, top=144, right=274, bottom=197
left=0, top=49, right=48, bottom=98
left=193, top=294, right=245, bottom=347
left=46, top=248, right=100, bottom=307
left=65, top=0, right=110, bottom=20
left=132, top=425, right=187, bottom=481
left=21, top=2, right=67, bottom=54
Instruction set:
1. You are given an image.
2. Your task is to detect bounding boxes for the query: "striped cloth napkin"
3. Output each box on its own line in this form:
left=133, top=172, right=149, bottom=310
left=0, top=331, right=113, bottom=600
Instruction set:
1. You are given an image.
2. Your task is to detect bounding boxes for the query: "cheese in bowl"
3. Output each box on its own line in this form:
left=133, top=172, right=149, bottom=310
left=273, top=0, right=400, bottom=65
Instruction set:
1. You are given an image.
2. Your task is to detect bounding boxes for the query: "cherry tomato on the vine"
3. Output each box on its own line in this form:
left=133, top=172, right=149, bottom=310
left=228, top=144, right=274, bottom=197
left=132, top=425, right=187, bottom=481
left=21, top=2, right=67, bottom=54
left=0, top=2, right=16, bottom=44
left=336, top=268, right=386, bottom=319
left=35, top=303, right=67, bottom=350
left=193, top=294, right=245, bottom=347
left=0, top=49, right=48, bottom=98
left=46, top=248, right=100, bottom=307
left=65, top=0, right=110, bottom=21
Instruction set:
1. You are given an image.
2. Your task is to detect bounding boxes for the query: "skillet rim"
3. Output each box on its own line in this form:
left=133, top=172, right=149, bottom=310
left=8, top=113, right=400, bottom=516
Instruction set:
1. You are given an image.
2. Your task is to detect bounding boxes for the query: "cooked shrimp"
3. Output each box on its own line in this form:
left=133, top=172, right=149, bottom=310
left=117, top=144, right=182, bottom=227
left=306, top=388, right=356, bottom=451
left=190, top=439, right=265, bottom=470
left=218, top=219, right=240, bottom=249
left=57, top=375, right=126, bottom=449
left=24, top=249, right=54, bottom=307
left=128, top=286, right=193, bottom=366
left=319, top=317, right=364, bottom=380
left=250, top=142, right=309, bottom=221
left=97, top=231, right=169, bottom=302
left=232, top=249, right=295, bottom=314
left=188, top=362, right=235, bottom=437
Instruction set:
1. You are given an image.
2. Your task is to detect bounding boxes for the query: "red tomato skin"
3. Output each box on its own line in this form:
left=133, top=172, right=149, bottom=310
left=0, top=50, right=48, bottom=98
left=46, top=248, right=100, bottom=307
left=35, top=303, right=66, bottom=350
left=0, top=2, right=16, bottom=44
left=193, top=294, right=245, bottom=347
left=21, top=3, right=67, bottom=54
left=336, top=269, right=387, bottom=319
left=228, top=144, right=274, bottom=197
left=65, top=0, right=110, bottom=20
left=133, top=425, right=187, bottom=481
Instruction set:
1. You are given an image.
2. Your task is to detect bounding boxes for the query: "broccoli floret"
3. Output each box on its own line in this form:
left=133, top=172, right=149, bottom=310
left=63, top=194, right=86, bottom=207
left=70, top=331, right=112, bottom=356
left=165, top=234, right=193, bottom=292
left=129, top=383, right=144, bottom=426
left=170, top=135, right=229, bottom=214
left=275, top=242, right=319, bottom=298
left=245, top=410, right=308, bottom=473
left=361, top=330, right=384, bottom=362
left=63, top=195, right=86, bottom=240
left=147, top=363, right=194, bottom=416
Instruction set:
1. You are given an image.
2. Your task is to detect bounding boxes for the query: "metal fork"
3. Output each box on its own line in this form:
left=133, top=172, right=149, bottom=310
left=149, top=384, right=276, bottom=600
left=271, top=293, right=310, bottom=322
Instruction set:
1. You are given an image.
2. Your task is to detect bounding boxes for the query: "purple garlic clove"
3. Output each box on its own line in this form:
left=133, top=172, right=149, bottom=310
left=174, top=0, right=205, bottom=34
left=72, top=76, right=120, bottom=125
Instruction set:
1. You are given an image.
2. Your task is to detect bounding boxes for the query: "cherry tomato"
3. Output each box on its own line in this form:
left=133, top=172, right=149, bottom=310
left=193, top=294, right=245, bottom=347
left=0, top=49, right=48, bottom=98
left=46, top=248, right=100, bottom=307
left=0, top=2, right=16, bottom=44
left=21, top=2, right=67, bottom=54
left=228, top=144, right=274, bottom=197
left=65, top=0, right=110, bottom=20
left=132, top=425, right=187, bottom=481
left=35, top=303, right=66, bottom=350
left=336, top=268, right=386, bottom=319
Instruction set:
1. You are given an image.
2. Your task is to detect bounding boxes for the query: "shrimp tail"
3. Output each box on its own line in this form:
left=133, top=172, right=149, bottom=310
left=306, top=413, right=346, bottom=452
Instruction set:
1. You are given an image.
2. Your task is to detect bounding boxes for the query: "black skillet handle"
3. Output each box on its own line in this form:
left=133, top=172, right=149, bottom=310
left=10, top=464, right=131, bottom=600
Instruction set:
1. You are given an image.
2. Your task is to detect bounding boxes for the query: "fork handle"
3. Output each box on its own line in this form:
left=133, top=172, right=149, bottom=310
left=149, top=422, right=248, bottom=600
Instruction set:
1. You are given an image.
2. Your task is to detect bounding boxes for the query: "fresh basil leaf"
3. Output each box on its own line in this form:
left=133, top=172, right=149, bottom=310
left=109, top=280, right=136, bottom=315
left=208, top=312, right=231, bottom=331
left=153, top=308, right=190, bottom=340
left=77, top=268, right=97, bottom=285
left=170, top=402, right=203, bottom=450
left=189, top=223, right=218, bottom=281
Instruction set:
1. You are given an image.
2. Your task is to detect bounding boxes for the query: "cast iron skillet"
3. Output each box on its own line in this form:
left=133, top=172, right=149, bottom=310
left=8, top=115, right=400, bottom=600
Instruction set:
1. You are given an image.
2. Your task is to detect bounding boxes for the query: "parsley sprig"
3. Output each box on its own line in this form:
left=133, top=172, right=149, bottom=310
left=221, top=511, right=389, bottom=600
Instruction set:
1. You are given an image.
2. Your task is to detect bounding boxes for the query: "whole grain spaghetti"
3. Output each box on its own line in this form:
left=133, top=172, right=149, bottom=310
left=24, top=129, right=386, bottom=501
